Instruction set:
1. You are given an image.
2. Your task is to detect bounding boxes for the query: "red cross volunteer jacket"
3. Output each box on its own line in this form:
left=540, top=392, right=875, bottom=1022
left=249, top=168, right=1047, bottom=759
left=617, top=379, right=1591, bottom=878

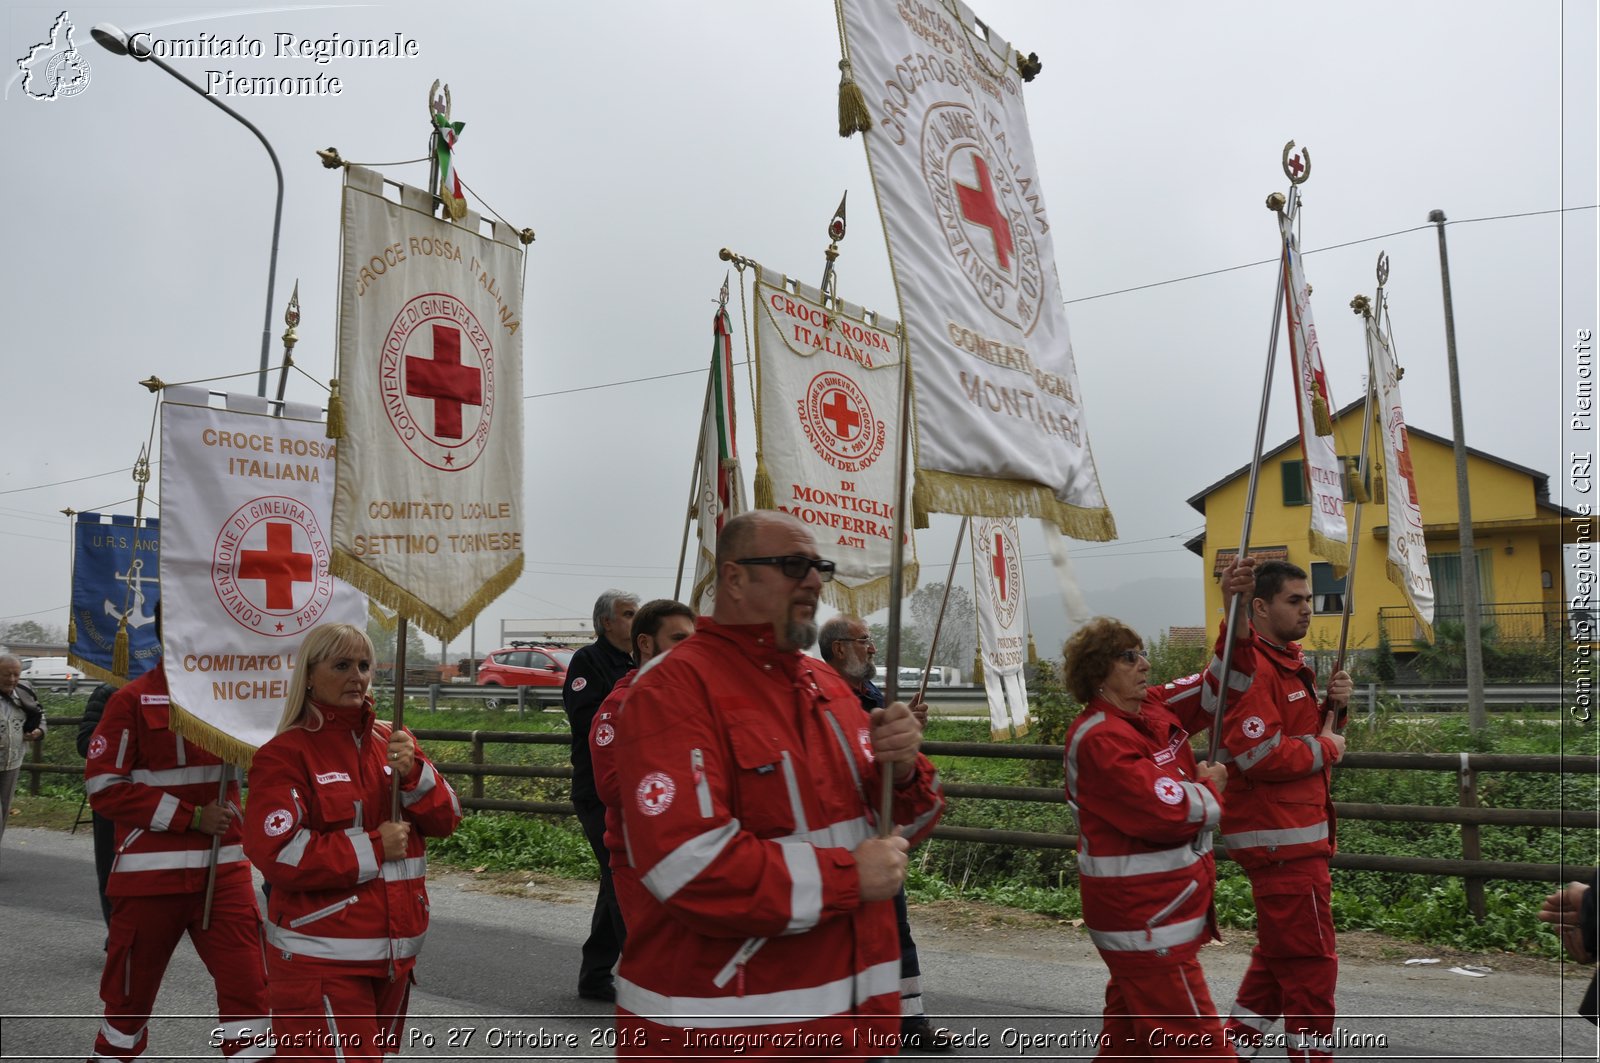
left=84, top=664, right=250, bottom=897
left=612, top=618, right=944, bottom=1053
left=1218, top=633, right=1340, bottom=869
left=243, top=698, right=462, bottom=978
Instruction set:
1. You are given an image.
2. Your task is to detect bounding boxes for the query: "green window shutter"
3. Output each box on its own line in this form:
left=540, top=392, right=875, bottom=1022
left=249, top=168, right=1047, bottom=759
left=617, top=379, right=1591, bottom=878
left=1281, top=460, right=1307, bottom=506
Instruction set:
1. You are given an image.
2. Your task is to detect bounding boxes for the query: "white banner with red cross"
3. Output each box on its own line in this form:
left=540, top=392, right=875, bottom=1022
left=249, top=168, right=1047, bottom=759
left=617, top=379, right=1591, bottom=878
left=752, top=267, right=917, bottom=616
left=159, top=388, right=367, bottom=762
left=1365, top=309, right=1434, bottom=637
left=1280, top=218, right=1350, bottom=569
left=331, top=166, right=525, bottom=640
left=838, top=0, right=1115, bottom=542
left=971, top=516, right=1029, bottom=739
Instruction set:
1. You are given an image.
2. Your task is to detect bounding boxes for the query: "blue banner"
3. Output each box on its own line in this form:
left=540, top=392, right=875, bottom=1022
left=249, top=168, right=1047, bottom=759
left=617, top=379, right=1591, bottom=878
left=69, top=512, right=160, bottom=684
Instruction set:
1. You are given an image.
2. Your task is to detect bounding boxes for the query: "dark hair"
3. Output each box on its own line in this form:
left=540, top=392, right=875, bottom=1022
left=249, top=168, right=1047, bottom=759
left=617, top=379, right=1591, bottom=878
left=1061, top=617, right=1143, bottom=704
left=1253, top=560, right=1309, bottom=605
left=631, top=599, right=695, bottom=663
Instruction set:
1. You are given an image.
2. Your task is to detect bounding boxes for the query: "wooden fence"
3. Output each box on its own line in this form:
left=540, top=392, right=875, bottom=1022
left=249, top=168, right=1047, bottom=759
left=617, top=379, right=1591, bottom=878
left=28, top=719, right=1595, bottom=919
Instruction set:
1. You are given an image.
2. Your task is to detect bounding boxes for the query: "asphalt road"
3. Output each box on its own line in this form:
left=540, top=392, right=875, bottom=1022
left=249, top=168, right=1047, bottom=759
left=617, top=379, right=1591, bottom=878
left=1, top=827, right=1594, bottom=1061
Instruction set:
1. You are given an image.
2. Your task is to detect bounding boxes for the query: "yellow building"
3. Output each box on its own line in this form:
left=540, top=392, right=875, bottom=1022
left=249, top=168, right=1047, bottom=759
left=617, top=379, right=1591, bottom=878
left=1185, top=400, right=1574, bottom=656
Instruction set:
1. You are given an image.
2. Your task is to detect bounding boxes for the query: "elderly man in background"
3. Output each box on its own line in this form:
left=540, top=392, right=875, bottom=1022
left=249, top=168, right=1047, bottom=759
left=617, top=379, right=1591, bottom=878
left=564, top=589, right=641, bottom=1003
left=613, top=510, right=944, bottom=1056
left=0, top=655, right=46, bottom=864
left=819, top=615, right=954, bottom=1054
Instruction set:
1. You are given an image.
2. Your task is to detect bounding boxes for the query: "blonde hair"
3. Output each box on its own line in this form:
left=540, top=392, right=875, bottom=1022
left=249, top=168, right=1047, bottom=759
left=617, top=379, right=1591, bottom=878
left=278, top=623, right=375, bottom=734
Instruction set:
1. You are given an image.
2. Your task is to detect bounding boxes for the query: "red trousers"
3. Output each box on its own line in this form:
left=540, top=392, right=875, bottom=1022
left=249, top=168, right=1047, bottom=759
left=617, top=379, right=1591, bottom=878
left=92, top=885, right=270, bottom=1061
left=1095, top=952, right=1236, bottom=1060
left=265, top=952, right=412, bottom=1062
left=1224, top=859, right=1337, bottom=1061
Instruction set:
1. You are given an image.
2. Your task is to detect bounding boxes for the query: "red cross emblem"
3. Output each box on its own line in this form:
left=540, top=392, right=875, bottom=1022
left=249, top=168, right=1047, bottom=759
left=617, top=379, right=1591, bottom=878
left=821, top=390, right=862, bottom=441
left=263, top=808, right=295, bottom=837
left=406, top=324, right=483, bottom=441
left=992, top=532, right=1008, bottom=602
left=955, top=152, right=1013, bottom=272
left=595, top=720, right=615, bottom=748
left=1154, top=778, right=1184, bottom=805
left=239, top=521, right=314, bottom=610
left=1242, top=716, right=1266, bottom=740
left=636, top=771, right=676, bottom=816
left=1394, top=425, right=1420, bottom=507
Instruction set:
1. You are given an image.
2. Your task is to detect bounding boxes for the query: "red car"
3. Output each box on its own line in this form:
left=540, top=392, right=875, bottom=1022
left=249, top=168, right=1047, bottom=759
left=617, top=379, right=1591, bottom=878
left=477, top=642, right=574, bottom=708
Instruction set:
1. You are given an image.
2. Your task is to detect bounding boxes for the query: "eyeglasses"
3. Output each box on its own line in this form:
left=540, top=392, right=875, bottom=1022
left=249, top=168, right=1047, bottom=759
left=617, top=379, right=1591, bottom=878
left=1114, top=648, right=1150, bottom=664
left=834, top=636, right=874, bottom=645
left=736, top=555, right=837, bottom=582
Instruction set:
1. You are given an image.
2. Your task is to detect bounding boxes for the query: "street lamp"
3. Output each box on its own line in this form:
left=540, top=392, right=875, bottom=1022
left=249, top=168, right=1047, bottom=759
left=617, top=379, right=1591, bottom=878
left=92, top=22, right=283, bottom=399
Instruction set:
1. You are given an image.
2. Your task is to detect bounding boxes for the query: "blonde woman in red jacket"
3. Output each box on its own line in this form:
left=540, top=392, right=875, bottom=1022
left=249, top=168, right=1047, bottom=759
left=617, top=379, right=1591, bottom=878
left=244, top=623, right=461, bottom=1061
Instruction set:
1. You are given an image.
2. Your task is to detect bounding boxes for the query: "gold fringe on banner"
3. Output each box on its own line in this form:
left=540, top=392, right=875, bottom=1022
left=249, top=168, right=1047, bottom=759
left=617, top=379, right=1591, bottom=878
left=68, top=658, right=129, bottom=689
left=331, top=551, right=524, bottom=643
left=1387, top=559, right=1434, bottom=644
left=911, top=480, right=930, bottom=530
left=915, top=470, right=1117, bottom=542
left=752, top=458, right=776, bottom=511
left=1311, top=393, right=1334, bottom=436
left=1012, top=717, right=1031, bottom=740
left=326, top=380, right=346, bottom=439
left=1309, top=528, right=1350, bottom=578
left=837, top=59, right=872, bottom=138
left=111, top=618, right=130, bottom=680
left=822, top=561, right=920, bottom=619
left=168, top=704, right=260, bottom=770
left=67, top=617, right=77, bottom=645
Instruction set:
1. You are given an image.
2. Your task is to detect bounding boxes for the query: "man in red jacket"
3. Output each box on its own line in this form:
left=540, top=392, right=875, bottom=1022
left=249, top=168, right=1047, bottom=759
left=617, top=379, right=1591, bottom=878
left=613, top=510, right=944, bottom=1056
left=1220, top=561, right=1350, bottom=1062
left=83, top=659, right=270, bottom=1062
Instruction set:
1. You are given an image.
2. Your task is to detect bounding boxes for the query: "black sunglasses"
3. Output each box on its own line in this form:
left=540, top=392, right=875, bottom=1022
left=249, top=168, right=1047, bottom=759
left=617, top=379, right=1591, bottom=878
left=736, top=555, right=836, bottom=582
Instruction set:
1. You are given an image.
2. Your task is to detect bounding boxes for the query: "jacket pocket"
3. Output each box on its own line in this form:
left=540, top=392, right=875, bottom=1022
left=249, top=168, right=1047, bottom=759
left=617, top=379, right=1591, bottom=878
left=712, top=936, right=767, bottom=996
left=1146, top=878, right=1199, bottom=932
left=725, top=722, right=799, bottom=836
left=287, top=894, right=359, bottom=929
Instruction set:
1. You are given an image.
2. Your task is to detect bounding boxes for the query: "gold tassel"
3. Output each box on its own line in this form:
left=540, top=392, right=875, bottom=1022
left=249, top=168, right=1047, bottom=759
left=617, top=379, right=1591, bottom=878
left=1027, top=633, right=1039, bottom=664
left=971, top=650, right=984, bottom=686
left=1311, top=392, right=1334, bottom=436
left=912, top=480, right=930, bottom=530
left=67, top=617, right=77, bottom=644
left=837, top=59, right=872, bottom=138
left=1346, top=461, right=1370, bottom=504
left=112, top=617, right=130, bottom=679
left=326, top=379, right=346, bottom=439
left=753, top=459, right=776, bottom=510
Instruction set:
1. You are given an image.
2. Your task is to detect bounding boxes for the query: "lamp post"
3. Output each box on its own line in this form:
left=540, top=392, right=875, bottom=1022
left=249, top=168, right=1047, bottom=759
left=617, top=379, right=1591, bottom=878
left=92, top=22, right=283, bottom=399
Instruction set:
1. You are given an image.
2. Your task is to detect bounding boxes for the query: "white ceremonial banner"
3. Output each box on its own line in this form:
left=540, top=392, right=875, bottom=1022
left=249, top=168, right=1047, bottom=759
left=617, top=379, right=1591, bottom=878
left=753, top=267, right=917, bottom=615
left=972, top=516, right=1029, bottom=738
left=1280, top=218, right=1350, bottom=568
left=1365, top=311, right=1435, bottom=637
left=332, top=166, right=524, bottom=641
left=838, top=0, right=1114, bottom=540
left=160, top=388, right=367, bottom=762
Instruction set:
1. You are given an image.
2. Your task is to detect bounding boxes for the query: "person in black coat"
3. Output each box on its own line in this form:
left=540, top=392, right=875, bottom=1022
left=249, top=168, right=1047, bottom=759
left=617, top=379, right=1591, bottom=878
left=77, top=682, right=119, bottom=927
left=1539, top=871, right=1600, bottom=1024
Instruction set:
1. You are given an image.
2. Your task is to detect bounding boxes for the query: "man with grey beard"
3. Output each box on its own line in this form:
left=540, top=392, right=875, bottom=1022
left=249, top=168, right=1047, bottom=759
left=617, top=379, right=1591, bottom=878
left=611, top=510, right=945, bottom=1056
left=820, top=617, right=954, bottom=1054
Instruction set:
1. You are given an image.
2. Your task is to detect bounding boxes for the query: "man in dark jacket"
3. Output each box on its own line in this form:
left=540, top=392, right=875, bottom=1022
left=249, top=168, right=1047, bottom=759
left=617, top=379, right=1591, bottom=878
left=77, top=682, right=120, bottom=926
left=563, top=589, right=639, bottom=1002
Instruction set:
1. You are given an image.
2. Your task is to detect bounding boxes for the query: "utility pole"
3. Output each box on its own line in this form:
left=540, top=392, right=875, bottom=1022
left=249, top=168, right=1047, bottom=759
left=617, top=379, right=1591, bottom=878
left=1429, top=210, right=1487, bottom=731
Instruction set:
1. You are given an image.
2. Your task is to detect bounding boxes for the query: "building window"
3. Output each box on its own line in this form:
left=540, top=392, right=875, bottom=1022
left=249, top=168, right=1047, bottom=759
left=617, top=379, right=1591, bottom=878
left=1428, top=549, right=1495, bottom=622
left=1311, top=562, right=1346, bottom=615
left=1282, top=460, right=1307, bottom=506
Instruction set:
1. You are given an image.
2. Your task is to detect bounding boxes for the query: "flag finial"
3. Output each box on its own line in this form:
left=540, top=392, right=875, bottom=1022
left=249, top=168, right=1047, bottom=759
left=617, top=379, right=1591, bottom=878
left=820, top=191, right=848, bottom=300
left=1281, top=140, right=1311, bottom=185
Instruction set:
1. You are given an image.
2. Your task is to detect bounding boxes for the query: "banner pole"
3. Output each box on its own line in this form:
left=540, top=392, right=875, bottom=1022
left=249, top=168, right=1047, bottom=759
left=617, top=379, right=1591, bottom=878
left=391, top=617, right=408, bottom=820
left=674, top=376, right=713, bottom=603
left=1333, top=270, right=1387, bottom=691
left=916, top=517, right=969, bottom=706
left=200, top=764, right=229, bottom=930
left=879, top=325, right=914, bottom=835
left=1206, top=169, right=1304, bottom=765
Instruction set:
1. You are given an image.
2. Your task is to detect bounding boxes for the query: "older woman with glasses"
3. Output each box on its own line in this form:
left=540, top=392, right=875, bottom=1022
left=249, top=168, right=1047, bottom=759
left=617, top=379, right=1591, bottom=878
left=1061, top=605, right=1252, bottom=1060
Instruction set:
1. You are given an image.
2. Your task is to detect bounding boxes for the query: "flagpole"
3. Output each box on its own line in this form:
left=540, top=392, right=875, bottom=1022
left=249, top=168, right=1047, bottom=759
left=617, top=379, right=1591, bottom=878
left=1206, top=143, right=1308, bottom=765
left=879, top=322, right=914, bottom=834
left=915, top=517, right=970, bottom=706
left=675, top=377, right=713, bottom=602
left=200, top=764, right=229, bottom=930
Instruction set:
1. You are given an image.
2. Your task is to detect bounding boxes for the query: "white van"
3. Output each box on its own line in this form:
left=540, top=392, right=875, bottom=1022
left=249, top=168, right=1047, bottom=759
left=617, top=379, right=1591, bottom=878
left=20, top=657, right=84, bottom=682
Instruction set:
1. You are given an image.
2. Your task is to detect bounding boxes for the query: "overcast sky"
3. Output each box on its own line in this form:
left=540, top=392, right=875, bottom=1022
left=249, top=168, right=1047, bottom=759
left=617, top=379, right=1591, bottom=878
left=3, top=0, right=1595, bottom=662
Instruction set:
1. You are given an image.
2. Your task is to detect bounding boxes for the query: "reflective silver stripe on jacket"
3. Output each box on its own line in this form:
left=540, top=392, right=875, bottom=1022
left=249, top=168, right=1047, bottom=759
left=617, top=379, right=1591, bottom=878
left=1180, top=781, right=1221, bottom=829
left=1077, top=839, right=1206, bottom=878
left=84, top=773, right=129, bottom=796
left=712, top=937, right=767, bottom=988
left=382, top=855, right=427, bottom=882
left=821, top=711, right=867, bottom=802
left=114, top=729, right=130, bottom=770
left=1064, top=711, right=1106, bottom=803
left=129, top=765, right=225, bottom=788
left=264, top=922, right=426, bottom=963
left=642, top=819, right=740, bottom=903
left=277, top=828, right=313, bottom=868
left=1234, top=732, right=1282, bottom=772
left=399, top=762, right=438, bottom=807
left=1086, top=913, right=1209, bottom=953
left=615, top=958, right=899, bottom=1028
left=1208, top=654, right=1253, bottom=693
left=898, top=770, right=944, bottom=839
left=779, top=841, right=822, bottom=934
left=1220, top=822, right=1329, bottom=850
left=151, top=792, right=180, bottom=832
left=1299, top=734, right=1325, bottom=773
left=346, top=827, right=379, bottom=883
left=779, top=751, right=810, bottom=835
left=776, top=815, right=872, bottom=851
left=112, top=844, right=246, bottom=873
left=288, top=895, right=358, bottom=928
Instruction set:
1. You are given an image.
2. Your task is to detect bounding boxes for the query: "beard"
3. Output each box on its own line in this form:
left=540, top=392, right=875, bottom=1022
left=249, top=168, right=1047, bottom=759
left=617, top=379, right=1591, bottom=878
left=837, top=656, right=875, bottom=685
left=785, top=618, right=819, bottom=651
